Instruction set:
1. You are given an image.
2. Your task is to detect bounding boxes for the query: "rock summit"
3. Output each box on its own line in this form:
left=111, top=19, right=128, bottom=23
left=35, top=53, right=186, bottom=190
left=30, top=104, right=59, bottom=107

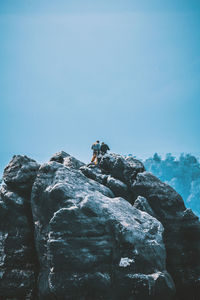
left=0, top=152, right=200, bottom=300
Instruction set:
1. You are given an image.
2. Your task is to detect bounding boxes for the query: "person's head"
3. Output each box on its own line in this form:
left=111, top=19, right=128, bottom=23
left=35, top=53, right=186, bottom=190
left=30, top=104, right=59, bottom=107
left=96, top=140, right=100, bottom=143
left=102, top=142, right=105, bottom=145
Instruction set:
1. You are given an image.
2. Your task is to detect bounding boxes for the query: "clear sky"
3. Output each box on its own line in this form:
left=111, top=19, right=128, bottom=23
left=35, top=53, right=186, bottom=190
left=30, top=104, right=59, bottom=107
left=0, top=0, right=200, bottom=174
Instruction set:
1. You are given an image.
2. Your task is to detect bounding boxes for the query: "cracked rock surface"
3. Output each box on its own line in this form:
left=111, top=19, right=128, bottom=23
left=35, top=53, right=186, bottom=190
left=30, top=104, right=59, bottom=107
left=0, top=151, right=199, bottom=300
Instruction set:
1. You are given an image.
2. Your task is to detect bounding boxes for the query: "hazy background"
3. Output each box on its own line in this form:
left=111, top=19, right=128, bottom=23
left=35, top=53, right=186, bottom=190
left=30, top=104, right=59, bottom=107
left=144, top=153, right=200, bottom=216
left=1, top=0, right=200, bottom=175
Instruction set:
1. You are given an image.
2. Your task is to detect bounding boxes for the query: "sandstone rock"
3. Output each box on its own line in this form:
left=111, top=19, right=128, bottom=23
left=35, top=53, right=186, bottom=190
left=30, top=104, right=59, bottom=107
left=49, top=151, right=70, bottom=163
left=81, top=154, right=144, bottom=202
left=80, top=165, right=108, bottom=185
left=99, top=154, right=145, bottom=186
left=3, top=155, right=40, bottom=196
left=0, top=185, right=38, bottom=300
left=0, top=155, right=40, bottom=300
left=50, top=151, right=85, bottom=169
left=106, top=175, right=129, bottom=199
left=63, top=155, right=85, bottom=169
left=134, top=196, right=157, bottom=218
left=31, top=160, right=174, bottom=300
left=132, top=171, right=200, bottom=300
left=1, top=152, right=200, bottom=300
left=80, top=165, right=130, bottom=200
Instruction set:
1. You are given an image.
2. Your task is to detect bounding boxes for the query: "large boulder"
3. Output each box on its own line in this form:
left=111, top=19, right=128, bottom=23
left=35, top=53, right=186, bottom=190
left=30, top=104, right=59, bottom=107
left=80, top=154, right=145, bottom=202
left=80, top=165, right=130, bottom=199
left=50, top=151, right=84, bottom=169
left=1, top=151, right=200, bottom=300
left=49, top=151, right=70, bottom=163
left=132, top=171, right=200, bottom=300
left=99, top=154, right=145, bottom=186
left=31, top=161, right=175, bottom=300
left=80, top=164, right=108, bottom=185
left=3, top=155, right=40, bottom=196
left=0, top=155, right=40, bottom=300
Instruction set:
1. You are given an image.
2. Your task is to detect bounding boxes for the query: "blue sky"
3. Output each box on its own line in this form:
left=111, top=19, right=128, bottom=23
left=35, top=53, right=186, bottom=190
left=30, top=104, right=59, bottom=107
left=0, top=0, right=200, bottom=174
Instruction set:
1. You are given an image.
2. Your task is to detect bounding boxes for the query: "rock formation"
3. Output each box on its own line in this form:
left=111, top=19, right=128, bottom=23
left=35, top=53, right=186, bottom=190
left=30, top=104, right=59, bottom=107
left=0, top=155, right=40, bottom=299
left=0, top=151, right=199, bottom=300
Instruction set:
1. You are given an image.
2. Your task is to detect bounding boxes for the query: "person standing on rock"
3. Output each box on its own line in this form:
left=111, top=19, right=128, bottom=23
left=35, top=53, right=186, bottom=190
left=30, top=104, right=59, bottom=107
left=91, top=140, right=101, bottom=165
left=100, top=142, right=110, bottom=155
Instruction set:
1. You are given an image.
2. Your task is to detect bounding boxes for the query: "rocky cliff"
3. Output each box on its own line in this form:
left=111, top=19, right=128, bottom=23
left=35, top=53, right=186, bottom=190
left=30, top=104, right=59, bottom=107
left=0, top=152, right=199, bottom=300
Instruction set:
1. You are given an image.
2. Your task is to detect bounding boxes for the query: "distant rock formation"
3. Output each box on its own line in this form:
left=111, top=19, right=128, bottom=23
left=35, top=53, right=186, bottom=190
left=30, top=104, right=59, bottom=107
left=0, top=151, right=200, bottom=300
left=144, top=153, right=200, bottom=217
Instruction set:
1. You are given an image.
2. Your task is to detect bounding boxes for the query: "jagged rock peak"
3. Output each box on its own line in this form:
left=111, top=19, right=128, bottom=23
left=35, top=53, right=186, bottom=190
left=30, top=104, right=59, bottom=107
left=3, top=155, right=40, bottom=195
left=80, top=153, right=145, bottom=203
left=49, top=150, right=70, bottom=163
left=30, top=155, right=175, bottom=300
left=50, top=150, right=85, bottom=169
left=0, top=151, right=200, bottom=300
left=99, top=153, right=145, bottom=185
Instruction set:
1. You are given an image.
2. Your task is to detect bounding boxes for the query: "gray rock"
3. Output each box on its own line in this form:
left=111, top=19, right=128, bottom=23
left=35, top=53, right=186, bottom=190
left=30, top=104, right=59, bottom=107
left=81, top=155, right=144, bottom=202
left=0, top=185, right=38, bottom=300
left=49, top=150, right=70, bottom=163
left=99, top=154, right=145, bottom=186
left=50, top=151, right=85, bottom=169
left=1, top=151, right=200, bottom=300
left=131, top=171, right=200, bottom=300
left=31, top=160, right=174, bottom=300
left=3, top=155, right=40, bottom=196
left=106, top=176, right=129, bottom=199
left=80, top=165, right=108, bottom=185
left=63, top=155, right=85, bottom=169
left=134, top=196, right=157, bottom=218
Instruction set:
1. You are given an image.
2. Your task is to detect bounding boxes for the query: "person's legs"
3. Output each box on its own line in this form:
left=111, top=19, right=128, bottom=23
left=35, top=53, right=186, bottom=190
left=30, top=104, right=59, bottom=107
left=94, top=154, right=98, bottom=165
left=91, top=152, right=97, bottom=163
